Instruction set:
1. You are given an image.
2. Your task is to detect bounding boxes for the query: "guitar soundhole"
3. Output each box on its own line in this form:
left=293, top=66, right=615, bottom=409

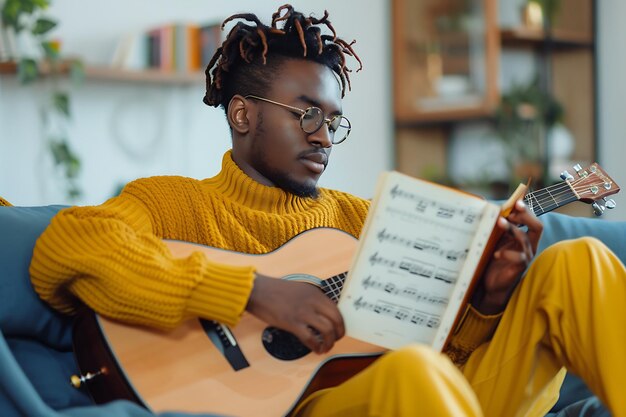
left=262, top=327, right=311, bottom=360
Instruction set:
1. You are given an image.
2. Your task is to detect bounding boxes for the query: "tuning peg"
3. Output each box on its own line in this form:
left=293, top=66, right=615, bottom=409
left=560, top=170, right=574, bottom=181
left=604, top=197, right=617, bottom=209
left=573, top=164, right=583, bottom=174
left=592, top=202, right=605, bottom=216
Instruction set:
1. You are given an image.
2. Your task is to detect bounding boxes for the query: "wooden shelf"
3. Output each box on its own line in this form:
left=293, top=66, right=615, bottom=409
left=395, top=105, right=493, bottom=126
left=0, top=60, right=80, bottom=76
left=0, top=61, right=17, bottom=74
left=500, top=27, right=594, bottom=49
left=85, top=66, right=204, bottom=85
left=0, top=61, right=204, bottom=85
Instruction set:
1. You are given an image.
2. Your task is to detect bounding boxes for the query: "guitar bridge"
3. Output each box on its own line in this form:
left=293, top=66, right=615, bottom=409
left=200, top=319, right=250, bottom=371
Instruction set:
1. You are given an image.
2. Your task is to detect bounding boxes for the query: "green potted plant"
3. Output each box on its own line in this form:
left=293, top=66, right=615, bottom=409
left=1, top=0, right=83, bottom=199
left=494, top=77, right=563, bottom=187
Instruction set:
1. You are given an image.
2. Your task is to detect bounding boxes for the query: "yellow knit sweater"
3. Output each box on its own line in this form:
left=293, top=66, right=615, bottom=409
left=30, top=151, right=498, bottom=361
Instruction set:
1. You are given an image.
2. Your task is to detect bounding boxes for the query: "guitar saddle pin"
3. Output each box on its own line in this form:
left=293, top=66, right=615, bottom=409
left=70, top=367, right=108, bottom=388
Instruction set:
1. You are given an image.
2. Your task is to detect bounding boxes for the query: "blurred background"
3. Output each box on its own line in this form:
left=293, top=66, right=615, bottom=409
left=0, top=0, right=624, bottom=220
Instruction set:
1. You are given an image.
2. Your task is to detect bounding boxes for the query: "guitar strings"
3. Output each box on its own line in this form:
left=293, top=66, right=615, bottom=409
left=526, top=178, right=611, bottom=209
left=525, top=182, right=574, bottom=212
left=324, top=272, right=347, bottom=301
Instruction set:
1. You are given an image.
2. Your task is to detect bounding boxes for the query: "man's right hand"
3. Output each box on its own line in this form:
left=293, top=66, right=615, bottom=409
left=245, top=274, right=345, bottom=354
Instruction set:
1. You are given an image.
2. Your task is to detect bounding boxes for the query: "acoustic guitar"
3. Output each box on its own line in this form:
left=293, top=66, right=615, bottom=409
left=72, top=163, right=619, bottom=417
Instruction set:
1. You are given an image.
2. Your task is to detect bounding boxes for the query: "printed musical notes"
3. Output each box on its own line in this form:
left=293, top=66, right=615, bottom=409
left=389, top=184, right=483, bottom=226
left=368, top=249, right=459, bottom=285
left=361, top=276, right=449, bottom=306
left=376, top=229, right=468, bottom=263
left=398, top=259, right=436, bottom=279
left=338, top=171, right=502, bottom=350
left=353, top=296, right=441, bottom=329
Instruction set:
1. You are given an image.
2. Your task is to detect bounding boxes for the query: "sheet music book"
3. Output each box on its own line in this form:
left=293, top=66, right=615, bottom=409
left=338, top=171, right=526, bottom=351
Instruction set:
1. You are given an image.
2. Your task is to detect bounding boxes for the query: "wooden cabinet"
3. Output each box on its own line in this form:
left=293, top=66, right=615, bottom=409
left=393, top=0, right=499, bottom=122
left=392, top=0, right=597, bottom=216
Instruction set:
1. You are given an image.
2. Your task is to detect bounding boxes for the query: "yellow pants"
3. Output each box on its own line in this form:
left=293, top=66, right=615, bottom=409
left=295, top=238, right=626, bottom=417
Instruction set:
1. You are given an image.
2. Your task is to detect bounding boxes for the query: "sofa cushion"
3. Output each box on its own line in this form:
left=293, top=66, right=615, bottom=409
left=0, top=205, right=94, bottom=410
left=7, top=337, right=92, bottom=410
left=0, top=205, right=72, bottom=349
left=538, top=211, right=626, bottom=260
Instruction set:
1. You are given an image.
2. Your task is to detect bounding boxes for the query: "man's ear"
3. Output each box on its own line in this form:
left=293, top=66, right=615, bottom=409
left=227, top=95, right=253, bottom=135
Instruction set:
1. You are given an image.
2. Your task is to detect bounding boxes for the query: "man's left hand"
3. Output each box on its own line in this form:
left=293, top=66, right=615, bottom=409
left=474, top=200, right=543, bottom=315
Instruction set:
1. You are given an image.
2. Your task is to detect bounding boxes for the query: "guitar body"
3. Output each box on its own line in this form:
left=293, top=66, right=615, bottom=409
left=73, top=228, right=384, bottom=417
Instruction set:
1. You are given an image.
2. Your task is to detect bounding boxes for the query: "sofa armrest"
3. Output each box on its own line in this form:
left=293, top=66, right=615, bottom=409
left=537, top=212, right=626, bottom=264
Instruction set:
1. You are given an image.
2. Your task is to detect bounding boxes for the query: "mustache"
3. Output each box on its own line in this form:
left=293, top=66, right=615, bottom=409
left=298, top=149, right=329, bottom=165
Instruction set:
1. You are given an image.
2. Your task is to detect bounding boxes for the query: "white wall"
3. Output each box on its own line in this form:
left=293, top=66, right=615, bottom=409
left=3, top=1, right=625, bottom=221
left=598, top=0, right=626, bottom=221
left=0, top=0, right=392, bottom=206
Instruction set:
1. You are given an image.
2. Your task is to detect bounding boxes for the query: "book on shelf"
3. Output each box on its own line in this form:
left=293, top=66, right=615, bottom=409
left=199, top=22, right=222, bottom=68
left=111, top=21, right=221, bottom=72
left=337, top=171, right=526, bottom=351
left=111, top=32, right=147, bottom=70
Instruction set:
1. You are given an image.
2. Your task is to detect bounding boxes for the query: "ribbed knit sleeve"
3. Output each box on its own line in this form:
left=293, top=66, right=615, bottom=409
left=29, top=193, right=255, bottom=329
left=444, top=305, right=502, bottom=367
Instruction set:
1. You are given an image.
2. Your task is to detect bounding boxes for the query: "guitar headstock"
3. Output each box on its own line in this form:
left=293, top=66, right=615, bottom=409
left=561, top=163, right=620, bottom=215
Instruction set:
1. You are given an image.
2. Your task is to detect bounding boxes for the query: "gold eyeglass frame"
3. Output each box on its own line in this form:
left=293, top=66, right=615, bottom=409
left=245, top=95, right=351, bottom=144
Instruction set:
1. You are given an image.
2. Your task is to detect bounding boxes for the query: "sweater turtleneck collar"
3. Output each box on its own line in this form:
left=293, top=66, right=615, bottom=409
left=203, top=150, right=326, bottom=214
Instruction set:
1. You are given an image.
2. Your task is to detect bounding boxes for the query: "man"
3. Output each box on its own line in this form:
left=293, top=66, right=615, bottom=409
left=30, top=5, right=625, bottom=416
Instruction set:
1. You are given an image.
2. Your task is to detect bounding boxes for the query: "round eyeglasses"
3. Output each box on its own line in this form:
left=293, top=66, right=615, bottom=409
left=245, top=95, right=352, bottom=145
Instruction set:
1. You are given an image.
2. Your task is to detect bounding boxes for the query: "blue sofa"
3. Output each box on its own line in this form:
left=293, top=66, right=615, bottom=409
left=1, top=204, right=623, bottom=416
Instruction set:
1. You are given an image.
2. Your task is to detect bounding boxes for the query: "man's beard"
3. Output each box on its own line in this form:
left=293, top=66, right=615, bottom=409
left=251, top=116, right=320, bottom=198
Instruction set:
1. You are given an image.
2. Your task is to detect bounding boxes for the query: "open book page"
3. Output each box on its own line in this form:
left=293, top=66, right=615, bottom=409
left=338, top=171, right=502, bottom=351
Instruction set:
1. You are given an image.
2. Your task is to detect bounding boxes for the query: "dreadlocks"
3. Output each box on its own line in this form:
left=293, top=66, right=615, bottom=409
left=203, top=4, right=362, bottom=111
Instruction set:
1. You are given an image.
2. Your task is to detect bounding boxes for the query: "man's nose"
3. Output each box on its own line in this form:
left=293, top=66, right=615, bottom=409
left=307, top=123, right=333, bottom=148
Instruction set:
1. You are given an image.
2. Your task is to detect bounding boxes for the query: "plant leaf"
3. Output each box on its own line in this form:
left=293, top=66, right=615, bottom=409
left=17, top=58, right=39, bottom=84
left=49, top=140, right=69, bottom=165
left=33, top=0, right=51, bottom=10
left=1, top=0, right=21, bottom=28
left=33, top=17, right=57, bottom=35
left=1, top=0, right=51, bottom=30
left=21, top=0, right=35, bottom=14
left=53, top=92, right=70, bottom=117
left=66, top=156, right=81, bottom=178
left=48, top=138, right=82, bottom=199
left=68, top=186, right=81, bottom=200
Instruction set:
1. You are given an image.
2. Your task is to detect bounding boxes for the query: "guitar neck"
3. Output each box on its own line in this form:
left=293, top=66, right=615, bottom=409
left=523, top=181, right=578, bottom=216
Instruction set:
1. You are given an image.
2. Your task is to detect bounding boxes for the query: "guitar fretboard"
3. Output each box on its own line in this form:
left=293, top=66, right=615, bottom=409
left=321, top=272, right=348, bottom=302
left=524, top=181, right=578, bottom=216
